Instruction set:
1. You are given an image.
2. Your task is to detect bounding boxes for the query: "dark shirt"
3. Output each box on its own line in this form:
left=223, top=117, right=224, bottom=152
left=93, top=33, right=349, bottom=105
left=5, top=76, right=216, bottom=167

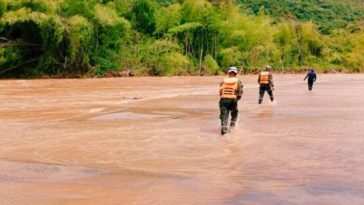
left=305, top=72, right=317, bottom=82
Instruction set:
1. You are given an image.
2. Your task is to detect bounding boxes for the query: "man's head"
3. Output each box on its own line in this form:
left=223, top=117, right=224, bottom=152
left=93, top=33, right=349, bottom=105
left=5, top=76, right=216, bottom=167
left=228, top=67, right=238, bottom=77
left=265, top=65, right=272, bottom=71
left=310, top=69, right=315, bottom=73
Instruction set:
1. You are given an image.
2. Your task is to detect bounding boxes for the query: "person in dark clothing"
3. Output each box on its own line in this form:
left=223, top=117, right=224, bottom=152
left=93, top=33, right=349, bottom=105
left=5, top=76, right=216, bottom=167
left=258, top=66, right=274, bottom=104
left=219, top=67, right=243, bottom=135
left=304, top=69, right=317, bottom=91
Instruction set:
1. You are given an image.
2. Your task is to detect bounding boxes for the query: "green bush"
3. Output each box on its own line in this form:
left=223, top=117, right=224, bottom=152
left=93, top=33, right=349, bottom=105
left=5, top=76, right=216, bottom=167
left=204, top=54, right=219, bottom=75
left=159, top=52, right=190, bottom=76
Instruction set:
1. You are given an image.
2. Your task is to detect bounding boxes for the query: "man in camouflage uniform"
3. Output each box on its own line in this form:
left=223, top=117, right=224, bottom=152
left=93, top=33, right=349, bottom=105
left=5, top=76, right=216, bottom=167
left=219, top=67, right=243, bottom=135
left=258, top=66, right=274, bottom=104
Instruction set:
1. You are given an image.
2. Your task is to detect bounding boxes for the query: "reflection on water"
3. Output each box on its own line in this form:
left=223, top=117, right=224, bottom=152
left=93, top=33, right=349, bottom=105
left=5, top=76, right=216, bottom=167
left=257, top=104, right=274, bottom=119
left=0, top=75, right=364, bottom=205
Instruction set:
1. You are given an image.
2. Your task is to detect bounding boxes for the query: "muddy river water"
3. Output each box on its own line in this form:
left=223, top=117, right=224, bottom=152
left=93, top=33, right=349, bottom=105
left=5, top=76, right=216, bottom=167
left=0, top=74, right=363, bottom=205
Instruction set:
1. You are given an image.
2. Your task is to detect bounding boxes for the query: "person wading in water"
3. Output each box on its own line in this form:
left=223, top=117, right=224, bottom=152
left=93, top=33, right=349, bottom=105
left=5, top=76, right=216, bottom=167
left=258, top=66, right=275, bottom=104
left=304, top=69, right=317, bottom=91
left=219, top=67, right=243, bottom=135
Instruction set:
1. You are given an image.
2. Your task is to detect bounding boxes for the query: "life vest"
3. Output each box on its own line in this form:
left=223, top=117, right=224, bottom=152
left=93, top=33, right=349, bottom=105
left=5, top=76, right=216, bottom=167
left=220, top=77, right=239, bottom=99
left=259, top=71, right=270, bottom=84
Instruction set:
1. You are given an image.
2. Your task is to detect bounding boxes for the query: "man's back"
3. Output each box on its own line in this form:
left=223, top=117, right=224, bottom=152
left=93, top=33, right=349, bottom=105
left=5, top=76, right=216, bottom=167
left=307, top=72, right=317, bottom=81
left=220, top=77, right=243, bottom=100
left=258, top=71, right=273, bottom=86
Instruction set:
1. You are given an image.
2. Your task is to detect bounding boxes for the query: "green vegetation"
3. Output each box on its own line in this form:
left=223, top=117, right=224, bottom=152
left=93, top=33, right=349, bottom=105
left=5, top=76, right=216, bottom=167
left=0, top=0, right=363, bottom=78
left=238, top=0, right=364, bottom=34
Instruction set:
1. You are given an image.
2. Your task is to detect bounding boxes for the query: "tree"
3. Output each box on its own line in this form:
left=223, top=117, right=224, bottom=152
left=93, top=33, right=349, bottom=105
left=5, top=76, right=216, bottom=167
left=155, top=3, right=181, bottom=35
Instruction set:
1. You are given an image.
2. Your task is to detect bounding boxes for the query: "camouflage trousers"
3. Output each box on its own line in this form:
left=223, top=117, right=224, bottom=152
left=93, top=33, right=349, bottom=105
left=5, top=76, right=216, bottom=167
left=219, top=98, right=238, bottom=128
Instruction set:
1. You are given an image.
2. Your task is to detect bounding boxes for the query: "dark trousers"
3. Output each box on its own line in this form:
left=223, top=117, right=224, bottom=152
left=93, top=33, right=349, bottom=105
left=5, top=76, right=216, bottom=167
left=219, top=98, right=238, bottom=128
left=259, top=85, right=274, bottom=104
left=308, top=80, right=314, bottom=91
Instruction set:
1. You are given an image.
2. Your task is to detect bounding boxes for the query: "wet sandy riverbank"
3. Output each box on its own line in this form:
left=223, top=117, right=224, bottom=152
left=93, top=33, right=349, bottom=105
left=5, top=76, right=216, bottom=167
left=0, top=74, right=364, bottom=204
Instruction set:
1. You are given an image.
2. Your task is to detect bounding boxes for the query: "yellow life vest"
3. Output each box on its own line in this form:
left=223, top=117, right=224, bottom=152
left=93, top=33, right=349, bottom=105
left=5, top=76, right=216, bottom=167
left=260, top=71, right=270, bottom=84
left=220, top=77, right=238, bottom=99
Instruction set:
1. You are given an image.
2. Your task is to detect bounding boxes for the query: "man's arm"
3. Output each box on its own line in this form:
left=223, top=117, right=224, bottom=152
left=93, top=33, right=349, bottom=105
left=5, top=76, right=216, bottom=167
left=269, top=73, right=274, bottom=88
left=258, top=74, right=261, bottom=84
left=304, top=74, right=308, bottom=81
left=219, top=82, right=223, bottom=95
left=237, top=80, right=243, bottom=100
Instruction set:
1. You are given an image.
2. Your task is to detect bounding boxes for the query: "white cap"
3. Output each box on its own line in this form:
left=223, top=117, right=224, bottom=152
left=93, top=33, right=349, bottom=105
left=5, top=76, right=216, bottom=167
left=228, top=67, right=238, bottom=74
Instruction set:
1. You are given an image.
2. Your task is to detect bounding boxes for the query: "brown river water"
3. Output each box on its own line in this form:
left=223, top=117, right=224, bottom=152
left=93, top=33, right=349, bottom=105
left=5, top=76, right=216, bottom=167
left=0, top=74, right=363, bottom=205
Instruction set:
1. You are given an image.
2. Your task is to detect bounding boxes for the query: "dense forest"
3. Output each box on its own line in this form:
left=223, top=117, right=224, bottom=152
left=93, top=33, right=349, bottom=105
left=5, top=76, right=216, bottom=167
left=0, top=0, right=363, bottom=78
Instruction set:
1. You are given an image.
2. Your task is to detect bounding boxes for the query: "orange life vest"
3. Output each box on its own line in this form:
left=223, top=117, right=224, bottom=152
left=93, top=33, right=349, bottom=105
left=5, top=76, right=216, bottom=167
left=259, top=71, right=270, bottom=84
left=220, top=77, right=238, bottom=99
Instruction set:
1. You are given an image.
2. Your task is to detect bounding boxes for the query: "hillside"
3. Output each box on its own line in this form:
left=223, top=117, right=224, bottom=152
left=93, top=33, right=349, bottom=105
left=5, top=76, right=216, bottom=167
left=238, top=0, right=364, bottom=34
